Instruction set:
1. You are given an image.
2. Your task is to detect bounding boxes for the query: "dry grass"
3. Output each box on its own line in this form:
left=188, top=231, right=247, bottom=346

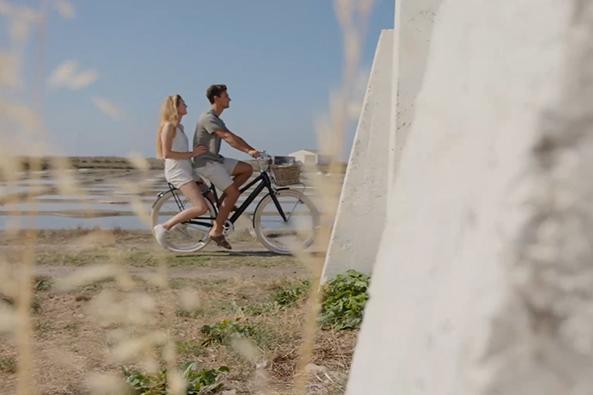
left=0, top=230, right=358, bottom=394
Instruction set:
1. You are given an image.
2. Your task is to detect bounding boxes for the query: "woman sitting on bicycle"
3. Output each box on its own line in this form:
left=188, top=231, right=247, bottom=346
left=153, top=94, right=209, bottom=248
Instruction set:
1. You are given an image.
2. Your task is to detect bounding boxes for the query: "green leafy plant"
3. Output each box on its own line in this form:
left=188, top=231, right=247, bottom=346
left=34, top=276, right=53, bottom=291
left=124, top=367, right=166, bottom=395
left=0, top=356, right=16, bottom=374
left=123, top=363, right=229, bottom=395
left=200, top=319, right=255, bottom=346
left=273, top=280, right=310, bottom=307
left=244, top=280, right=310, bottom=317
left=176, top=340, right=204, bottom=358
left=242, top=301, right=278, bottom=316
left=320, top=270, right=370, bottom=330
left=176, top=308, right=204, bottom=319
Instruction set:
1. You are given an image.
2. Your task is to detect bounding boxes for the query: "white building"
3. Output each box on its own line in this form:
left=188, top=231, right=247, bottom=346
left=289, top=149, right=332, bottom=166
left=289, top=149, right=318, bottom=165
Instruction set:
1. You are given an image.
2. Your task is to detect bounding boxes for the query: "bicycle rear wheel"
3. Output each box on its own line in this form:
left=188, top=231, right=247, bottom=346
left=151, top=190, right=216, bottom=253
left=253, top=189, right=319, bottom=255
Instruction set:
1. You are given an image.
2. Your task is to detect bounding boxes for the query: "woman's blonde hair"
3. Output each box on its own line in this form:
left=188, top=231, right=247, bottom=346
left=156, top=94, right=182, bottom=159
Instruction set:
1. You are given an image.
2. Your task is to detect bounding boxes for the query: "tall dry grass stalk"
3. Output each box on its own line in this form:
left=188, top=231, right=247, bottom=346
left=0, top=3, right=45, bottom=394
left=0, top=2, right=183, bottom=394
left=0, top=0, right=376, bottom=393
left=292, top=0, right=374, bottom=393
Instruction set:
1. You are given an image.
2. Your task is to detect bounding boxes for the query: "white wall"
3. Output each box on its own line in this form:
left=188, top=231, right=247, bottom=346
left=348, top=0, right=593, bottom=394
left=321, top=30, right=393, bottom=281
left=387, top=0, right=444, bottom=190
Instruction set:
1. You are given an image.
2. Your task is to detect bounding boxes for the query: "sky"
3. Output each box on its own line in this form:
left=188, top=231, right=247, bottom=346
left=13, top=0, right=394, bottom=159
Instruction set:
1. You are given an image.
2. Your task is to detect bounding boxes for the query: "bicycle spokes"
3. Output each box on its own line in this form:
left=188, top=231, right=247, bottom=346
left=254, top=190, right=317, bottom=254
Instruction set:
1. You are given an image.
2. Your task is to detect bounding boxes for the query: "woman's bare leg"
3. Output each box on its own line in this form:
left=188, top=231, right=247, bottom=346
left=162, top=182, right=208, bottom=230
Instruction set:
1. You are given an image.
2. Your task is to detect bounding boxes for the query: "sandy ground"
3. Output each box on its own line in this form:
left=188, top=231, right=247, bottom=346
left=0, top=229, right=356, bottom=395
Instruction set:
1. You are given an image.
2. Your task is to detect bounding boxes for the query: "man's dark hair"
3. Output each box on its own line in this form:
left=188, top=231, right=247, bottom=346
left=206, top=84, right=227, bottom=104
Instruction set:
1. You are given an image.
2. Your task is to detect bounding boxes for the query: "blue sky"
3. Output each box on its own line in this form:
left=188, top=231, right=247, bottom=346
left=33, top=0, right=394, bottom=158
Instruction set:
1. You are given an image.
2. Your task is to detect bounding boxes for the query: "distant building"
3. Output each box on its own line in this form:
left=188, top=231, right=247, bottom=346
left=289, top=149, right=332, bottom=166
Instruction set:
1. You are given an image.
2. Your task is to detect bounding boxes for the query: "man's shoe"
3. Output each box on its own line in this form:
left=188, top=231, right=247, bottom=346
left=209, top=234, right=232, bottom=250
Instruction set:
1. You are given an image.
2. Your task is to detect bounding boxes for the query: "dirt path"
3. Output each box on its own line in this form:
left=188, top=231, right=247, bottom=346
left=34, top=264, right=306, bottom=282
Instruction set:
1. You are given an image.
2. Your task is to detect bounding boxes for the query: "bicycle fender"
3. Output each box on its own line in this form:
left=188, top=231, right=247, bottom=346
left=152, top=190, right=171, bottom=209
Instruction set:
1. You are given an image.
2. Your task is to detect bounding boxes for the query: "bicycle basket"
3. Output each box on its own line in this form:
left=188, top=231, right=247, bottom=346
left=270, top=163, right=301, bottom=186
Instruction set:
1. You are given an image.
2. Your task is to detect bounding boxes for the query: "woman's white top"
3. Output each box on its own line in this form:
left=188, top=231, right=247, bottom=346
left=164, top=123, right=194, bottom=188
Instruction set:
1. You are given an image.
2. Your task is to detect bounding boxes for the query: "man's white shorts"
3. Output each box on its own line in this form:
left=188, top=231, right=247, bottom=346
left=195, top=158, right=239, bottom=192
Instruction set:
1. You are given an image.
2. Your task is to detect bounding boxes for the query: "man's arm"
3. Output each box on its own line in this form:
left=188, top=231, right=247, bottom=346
left=214, top=129, right=259, bottom=157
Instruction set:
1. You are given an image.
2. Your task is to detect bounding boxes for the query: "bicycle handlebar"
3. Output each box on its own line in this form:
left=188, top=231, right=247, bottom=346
left=254, top=150, right=272, bottom=172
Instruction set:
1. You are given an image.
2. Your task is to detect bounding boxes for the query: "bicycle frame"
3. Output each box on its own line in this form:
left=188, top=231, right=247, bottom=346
left=163, top=170, right=288, bottom=229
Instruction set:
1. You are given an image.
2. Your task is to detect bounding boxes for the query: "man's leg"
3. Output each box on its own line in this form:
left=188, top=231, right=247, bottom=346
left=202, top=162, right=239, bottom=239
left=231, top=161, right=253, bottom=188
left=211, top=183, right=240, bottom=237
left=219, top=160, right=253, bottom=202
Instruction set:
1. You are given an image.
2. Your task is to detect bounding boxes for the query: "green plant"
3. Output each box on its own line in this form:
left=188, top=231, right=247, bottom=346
left=242, top=301, right=278, bottom=316
left=63, top=322, right=80, bottom=332
left=176, top=308, right=204, bottom=319
left=34, top=320, right=53, bottom=334
left=31, top=296, right=42, bottom=314
left=124, top=368, right=166, bottom=394
left=0, top=356, right=16, bottom=374
left=123, top=363, right=229, bottom=395
left=184, top=364, right=229, bottom=394
left=320, top=270, right=370, bottom=330
left=34, top=276, right=52, bottom=291
left=272, top=280, right=310, bottom=307
left=243, top=280, right=310, bottom=317
left=200, top=319, right=255, bottom=346
left=176, top=340, right=204, bottom=358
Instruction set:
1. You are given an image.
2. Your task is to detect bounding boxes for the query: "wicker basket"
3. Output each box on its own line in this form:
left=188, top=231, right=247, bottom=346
left=270, top=164, right=301, bottom=186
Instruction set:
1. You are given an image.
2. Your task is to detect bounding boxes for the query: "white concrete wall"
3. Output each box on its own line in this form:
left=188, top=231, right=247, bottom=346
left=321, top=30, right=393, bottom=281
left=387, top=0, right=443, bottom=190
left=348, top=0, right=593, bottom=394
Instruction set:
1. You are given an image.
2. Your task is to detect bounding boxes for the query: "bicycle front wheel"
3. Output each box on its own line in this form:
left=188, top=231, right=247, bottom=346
left=253, top=189, right=319, bottom=255
left=151, top=190, right=216, bottom=253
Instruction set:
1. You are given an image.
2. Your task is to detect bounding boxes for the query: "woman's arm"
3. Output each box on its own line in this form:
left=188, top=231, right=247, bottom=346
left=161, top=123, right=205, bottom=160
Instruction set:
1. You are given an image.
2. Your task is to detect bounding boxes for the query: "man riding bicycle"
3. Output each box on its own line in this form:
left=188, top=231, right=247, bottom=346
left=192, top=84, right=260, bottom=250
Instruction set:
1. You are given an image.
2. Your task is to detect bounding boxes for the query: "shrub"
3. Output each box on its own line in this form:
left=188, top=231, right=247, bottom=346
left=123, top=362, right=229, bottom=395
left=243, top=280, right=310, bottom=317
left=34, top=276, right=53, bottom=291
left=272, top=280, right=310, bottom=307
left=0, top=356, right=16, bottom=374
left=200, top=319, right=255, bottom=346
left=320, top=270, right=370, bottom=330
left=176, top=340, right=204, bottom=359
left=242, top=301, right=278, bottom=316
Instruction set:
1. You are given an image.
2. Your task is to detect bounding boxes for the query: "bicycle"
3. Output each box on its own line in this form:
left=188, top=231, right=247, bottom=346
left=150, top=152, right=319, bottom=255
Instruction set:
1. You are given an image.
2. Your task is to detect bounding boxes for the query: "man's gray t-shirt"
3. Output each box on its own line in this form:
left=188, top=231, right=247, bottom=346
left=192, top=110, right=227, bottom=167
